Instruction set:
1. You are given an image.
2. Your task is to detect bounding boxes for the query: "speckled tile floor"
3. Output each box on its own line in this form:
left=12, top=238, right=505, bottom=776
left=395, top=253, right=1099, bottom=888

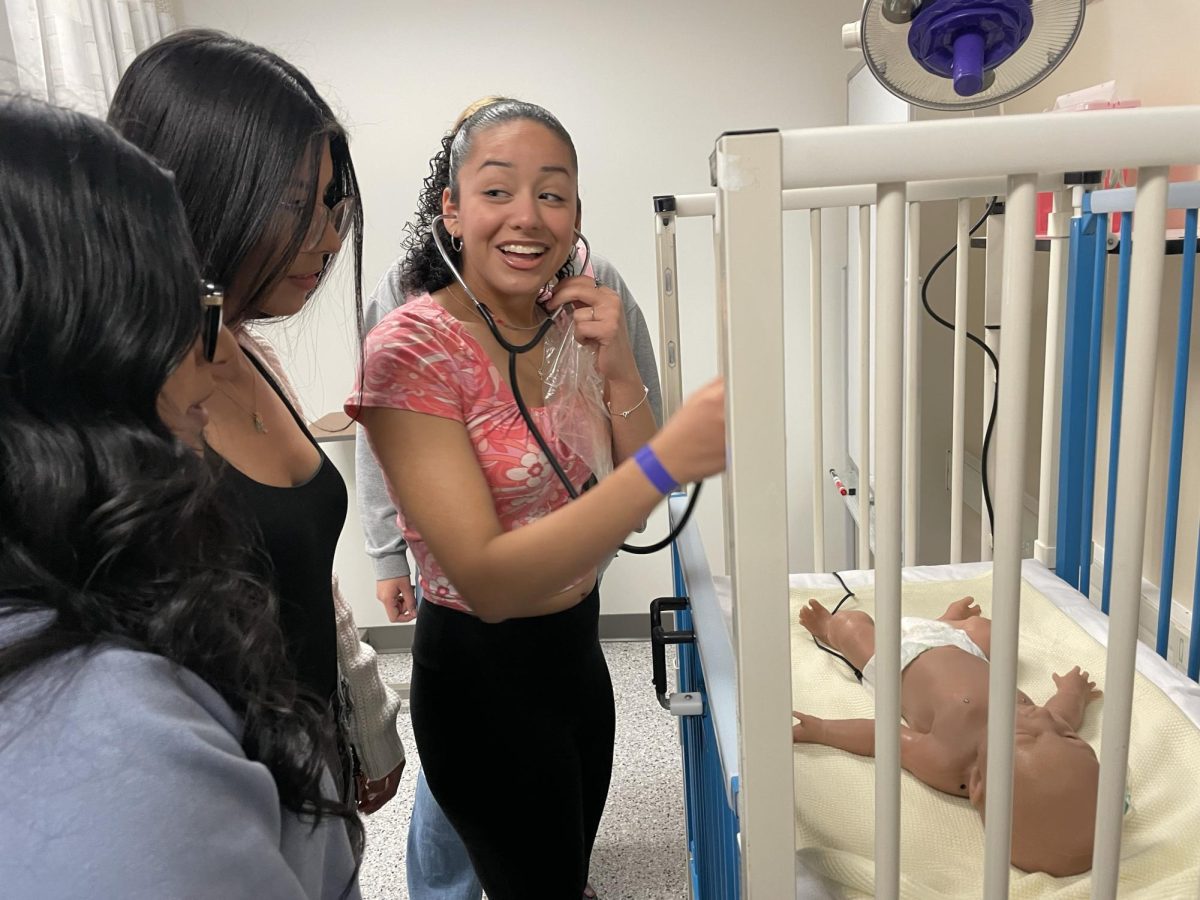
left=358, top=642, right=688, bottom=900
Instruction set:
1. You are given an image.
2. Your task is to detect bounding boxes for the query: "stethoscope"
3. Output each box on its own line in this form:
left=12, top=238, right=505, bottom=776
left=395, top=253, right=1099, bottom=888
left=430, top=215, right=699, bottom=555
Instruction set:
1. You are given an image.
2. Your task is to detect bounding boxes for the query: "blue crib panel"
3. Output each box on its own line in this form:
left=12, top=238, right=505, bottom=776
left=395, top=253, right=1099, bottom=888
left=1063, top=193, right=1200, bottom=680
left=1162, top=208, right=1197, bottom=664
left=1057, top=212, right=1105, bottom=590
left=1079, top=212, right=1110, bottom=599
left=671, top=541, right=742, bottom=899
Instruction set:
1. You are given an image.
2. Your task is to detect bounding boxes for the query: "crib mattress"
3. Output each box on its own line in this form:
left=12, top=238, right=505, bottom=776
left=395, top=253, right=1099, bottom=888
left=708, top=562, right=1200, bottom=898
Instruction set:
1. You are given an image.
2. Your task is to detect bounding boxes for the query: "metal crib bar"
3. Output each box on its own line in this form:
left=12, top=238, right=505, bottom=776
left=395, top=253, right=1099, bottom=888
left=668, top=175, right=1048, bottom=220
left=983, top=173, right=1038, bottom=900
left=811, top=208, right=825, bottom=572
left=654, top=199, right=683, bottom=420
left=1101, top=214, right=1134, bottom=616
left=1157, top=207, right=1197, bottom=657
left=904, top=202, right=922, bottom=566
left=1079, top=212, right=1111, bottom=599
left=711, top=129, right=795, bottom=897
left=1093, top=168, right=1172, bottom=898
left=873, top=182, right=907, bottom=900
left=780, top=107, right=1200, bottom=191
left=1086, top=180, right=1200, bottom=214
left=858, top=205, right=872, bottom=565
left=981, top=205, right=1005, bottom=563
left=950, top=198, right=971, bottom=564
left=1035, top=189, right=1071, bottom=569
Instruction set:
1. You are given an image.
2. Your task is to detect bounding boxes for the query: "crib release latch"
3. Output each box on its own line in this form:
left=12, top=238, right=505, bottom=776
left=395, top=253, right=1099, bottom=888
left=650, top=597, right=703, bottom=717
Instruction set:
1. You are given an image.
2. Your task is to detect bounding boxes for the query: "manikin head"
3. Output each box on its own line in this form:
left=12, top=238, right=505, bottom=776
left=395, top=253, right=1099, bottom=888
left=967, top=707, right=1100, bottom=877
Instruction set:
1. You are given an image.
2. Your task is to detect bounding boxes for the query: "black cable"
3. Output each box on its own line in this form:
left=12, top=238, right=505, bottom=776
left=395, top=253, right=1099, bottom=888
left=920, top=198, right=1001, bottom=534
left=810, top=570, right=863, bottom=682
left=830, top=569, right=854, bottom=601
left=507, top=352, right=702, bottom=555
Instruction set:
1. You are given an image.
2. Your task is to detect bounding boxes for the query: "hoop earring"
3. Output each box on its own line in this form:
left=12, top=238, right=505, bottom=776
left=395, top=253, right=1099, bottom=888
left=450, top=234, right=463, bottom=252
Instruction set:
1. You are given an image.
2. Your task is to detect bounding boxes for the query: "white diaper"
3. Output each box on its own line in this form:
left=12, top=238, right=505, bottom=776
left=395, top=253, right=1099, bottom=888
left=861, top=616, right=987, bottom=690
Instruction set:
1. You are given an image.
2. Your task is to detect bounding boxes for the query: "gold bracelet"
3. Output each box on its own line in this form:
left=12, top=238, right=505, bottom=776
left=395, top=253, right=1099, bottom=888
left=608, top=384, right=650, bottom=420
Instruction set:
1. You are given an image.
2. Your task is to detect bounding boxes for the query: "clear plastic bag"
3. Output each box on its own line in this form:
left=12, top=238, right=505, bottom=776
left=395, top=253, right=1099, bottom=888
left=541, top=308, right=613, bottom=480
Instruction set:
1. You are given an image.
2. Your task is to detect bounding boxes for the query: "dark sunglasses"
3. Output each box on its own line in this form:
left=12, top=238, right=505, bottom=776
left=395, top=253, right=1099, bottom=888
left=200, top=281, right=224, bottom=362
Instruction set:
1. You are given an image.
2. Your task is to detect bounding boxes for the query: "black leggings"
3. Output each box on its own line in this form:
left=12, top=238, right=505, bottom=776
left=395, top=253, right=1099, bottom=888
left=410, top=586, right=615, bottom=900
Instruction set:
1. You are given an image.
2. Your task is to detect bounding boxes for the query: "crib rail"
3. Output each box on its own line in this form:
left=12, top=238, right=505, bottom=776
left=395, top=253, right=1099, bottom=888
left=656, top=105, right=1200, bottom=899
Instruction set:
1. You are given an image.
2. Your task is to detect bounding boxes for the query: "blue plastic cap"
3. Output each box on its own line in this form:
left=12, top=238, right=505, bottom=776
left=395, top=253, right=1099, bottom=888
left=908, top=0, right=1034, bottom=96
left=952, top=30, right=986, bottom=95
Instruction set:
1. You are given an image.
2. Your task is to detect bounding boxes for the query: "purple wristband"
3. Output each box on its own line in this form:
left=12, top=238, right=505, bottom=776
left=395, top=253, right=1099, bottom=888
left=634, top=444, right=679, bottom=494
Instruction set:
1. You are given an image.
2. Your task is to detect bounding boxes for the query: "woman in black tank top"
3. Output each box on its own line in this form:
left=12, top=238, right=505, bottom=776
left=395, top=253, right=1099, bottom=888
left=219, top=353, right=346, bottom=705
left=109, top=31, right=406, bottom=814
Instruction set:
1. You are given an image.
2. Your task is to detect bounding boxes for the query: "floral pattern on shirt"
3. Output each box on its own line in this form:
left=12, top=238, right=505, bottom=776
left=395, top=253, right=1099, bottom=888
left=347, top=294, right=594, bottom=614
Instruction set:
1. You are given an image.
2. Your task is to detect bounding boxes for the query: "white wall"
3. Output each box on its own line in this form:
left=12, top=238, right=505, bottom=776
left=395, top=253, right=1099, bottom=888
left=175, top=0, right=866, bottom=624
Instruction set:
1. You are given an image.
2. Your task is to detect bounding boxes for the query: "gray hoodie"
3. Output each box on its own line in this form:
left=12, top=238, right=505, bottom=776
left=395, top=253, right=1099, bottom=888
left=0, top=616, right=361, bottom=900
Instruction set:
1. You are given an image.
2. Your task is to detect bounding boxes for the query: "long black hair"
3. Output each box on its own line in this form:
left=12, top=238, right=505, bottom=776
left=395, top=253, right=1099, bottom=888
left=398, top=98, right=580, bottom=298
left=0, top=97, right=362, bottom=872
left=107, top=29, right=363, bottom=333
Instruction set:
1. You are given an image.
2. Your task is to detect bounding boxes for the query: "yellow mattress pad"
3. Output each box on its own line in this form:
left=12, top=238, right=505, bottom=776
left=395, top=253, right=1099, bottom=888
left=790, top=571, right=1200, bottom=898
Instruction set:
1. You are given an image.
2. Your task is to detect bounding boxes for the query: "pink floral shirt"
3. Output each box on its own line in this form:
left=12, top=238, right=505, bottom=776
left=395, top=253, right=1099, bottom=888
left=346, top=294, right=592, bottom=614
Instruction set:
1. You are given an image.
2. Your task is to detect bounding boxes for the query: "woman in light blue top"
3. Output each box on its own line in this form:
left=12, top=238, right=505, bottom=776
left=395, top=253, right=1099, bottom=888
left=0, top=96, right=361, bottom=900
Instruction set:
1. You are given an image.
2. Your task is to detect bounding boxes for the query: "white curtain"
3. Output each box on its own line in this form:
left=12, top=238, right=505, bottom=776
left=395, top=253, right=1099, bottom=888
left=0, top=0, right=177, bottom=118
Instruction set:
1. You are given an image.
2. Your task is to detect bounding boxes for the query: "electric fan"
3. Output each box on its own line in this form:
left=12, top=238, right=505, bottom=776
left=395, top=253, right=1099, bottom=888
left=844, top=0, right=1087, bottom=111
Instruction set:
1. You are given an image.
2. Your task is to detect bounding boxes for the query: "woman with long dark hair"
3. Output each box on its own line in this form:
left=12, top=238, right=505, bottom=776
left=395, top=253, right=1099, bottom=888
left=0, top=96, right=362, bottom=897
left=349, top=98, right=725, bottom=898
left=108, top=30, right=405, bottom=812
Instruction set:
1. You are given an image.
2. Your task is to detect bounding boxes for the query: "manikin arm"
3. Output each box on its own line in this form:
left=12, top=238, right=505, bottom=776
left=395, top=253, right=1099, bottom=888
left=793, top=712, right=968, bottom=797
left=1044, top=666, right=1102, bottom=731
left=792, top=712, right=877, bottom=756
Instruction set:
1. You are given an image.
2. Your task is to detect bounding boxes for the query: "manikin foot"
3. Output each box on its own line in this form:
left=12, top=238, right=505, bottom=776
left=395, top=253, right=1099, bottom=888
left=799, top=599, right=835, bottom=645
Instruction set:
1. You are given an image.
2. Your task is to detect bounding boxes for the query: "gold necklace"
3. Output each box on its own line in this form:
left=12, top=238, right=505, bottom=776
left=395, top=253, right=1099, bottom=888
left=218, top=358, right=268, bottom=434
left=446, top=284, right=545, bottom=331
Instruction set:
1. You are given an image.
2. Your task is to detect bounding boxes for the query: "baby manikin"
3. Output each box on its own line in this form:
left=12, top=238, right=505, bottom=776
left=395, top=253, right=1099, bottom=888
left=793, top=596, right=1103, bottom=877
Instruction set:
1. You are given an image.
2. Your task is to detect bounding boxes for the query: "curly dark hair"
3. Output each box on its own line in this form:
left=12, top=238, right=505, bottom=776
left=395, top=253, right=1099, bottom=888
left=108, top=29, right=364, bottom=336
left=0, top=97, right=361, bottom=885
left=398, top=98, right=580, bottom=299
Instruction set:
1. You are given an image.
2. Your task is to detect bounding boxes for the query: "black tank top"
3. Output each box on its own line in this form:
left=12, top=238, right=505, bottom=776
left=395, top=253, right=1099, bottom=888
left=218, top=352, right=347, bottom=704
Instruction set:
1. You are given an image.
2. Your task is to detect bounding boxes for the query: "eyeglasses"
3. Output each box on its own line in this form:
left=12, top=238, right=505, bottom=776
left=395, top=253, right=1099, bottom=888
left=201, top=281, right=224, bottom=362
left=299, top=195, right=357, bottom=252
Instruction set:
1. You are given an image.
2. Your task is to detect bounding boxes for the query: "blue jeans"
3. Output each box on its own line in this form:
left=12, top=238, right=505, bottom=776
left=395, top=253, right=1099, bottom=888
left=407, top=767, right=482, bottom=900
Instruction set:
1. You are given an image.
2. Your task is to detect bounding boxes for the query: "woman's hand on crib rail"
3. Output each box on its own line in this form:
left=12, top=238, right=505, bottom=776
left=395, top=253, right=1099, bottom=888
left=648, top=377, right=726, bottom=485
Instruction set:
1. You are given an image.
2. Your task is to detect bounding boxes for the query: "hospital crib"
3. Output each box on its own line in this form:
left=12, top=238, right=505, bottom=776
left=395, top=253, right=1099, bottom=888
left=648, top=107, right=1200, bottom=898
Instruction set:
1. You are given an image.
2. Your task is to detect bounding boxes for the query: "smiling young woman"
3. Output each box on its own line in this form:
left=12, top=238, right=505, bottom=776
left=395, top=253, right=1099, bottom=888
left=349, top=98, right=726, bottom=900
